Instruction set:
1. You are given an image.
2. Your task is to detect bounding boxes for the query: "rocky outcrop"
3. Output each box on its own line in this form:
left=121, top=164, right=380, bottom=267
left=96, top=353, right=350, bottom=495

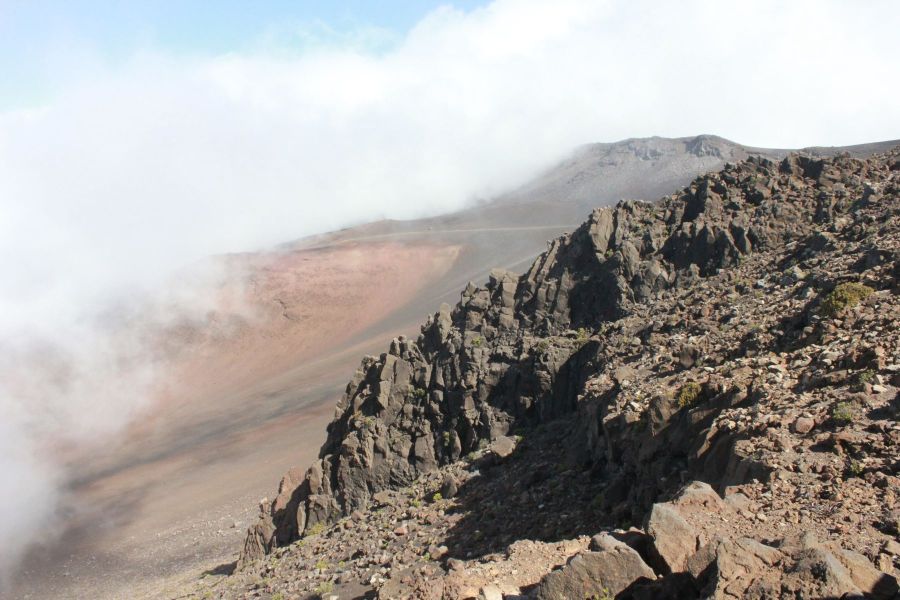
left=215, top=147, right=900, bottom=600
left=247, top=150, right=895, bottom=562
left=636, top=483, right=899, bottom=600
left=245, top=152, right=888, bottom=560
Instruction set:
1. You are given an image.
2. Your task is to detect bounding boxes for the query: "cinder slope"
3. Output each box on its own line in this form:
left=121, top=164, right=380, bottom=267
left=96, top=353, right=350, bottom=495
left=218, top=146, right=900, bottom=599
left=10, top=135, right=897, bottom=599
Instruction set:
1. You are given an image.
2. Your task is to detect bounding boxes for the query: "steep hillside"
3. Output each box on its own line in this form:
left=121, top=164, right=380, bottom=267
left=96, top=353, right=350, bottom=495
left=13, top=136, right=897, bottom=600
left=204, top=147, right=900, bottom=599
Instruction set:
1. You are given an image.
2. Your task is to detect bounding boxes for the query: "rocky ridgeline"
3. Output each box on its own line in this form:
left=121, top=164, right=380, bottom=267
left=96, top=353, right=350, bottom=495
left=211, top=148, right=900, bottom=599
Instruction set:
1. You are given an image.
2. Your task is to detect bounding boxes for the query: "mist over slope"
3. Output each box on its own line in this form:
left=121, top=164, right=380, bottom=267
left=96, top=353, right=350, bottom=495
left=13, top=134, right=897, bottom=598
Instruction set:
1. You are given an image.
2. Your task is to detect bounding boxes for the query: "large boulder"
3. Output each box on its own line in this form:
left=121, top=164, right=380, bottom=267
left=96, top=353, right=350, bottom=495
left=535, top=534, right=656, bottom=599
left=646, top=503, right=698, bottom=575
left=646, top=482, right=727, bottom=575
left=780, top=537, right=899, bottom=600
left=693, top=537, right=783, bottom=599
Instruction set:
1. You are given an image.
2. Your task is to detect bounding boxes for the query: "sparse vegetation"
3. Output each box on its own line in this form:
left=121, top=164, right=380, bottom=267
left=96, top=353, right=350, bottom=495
left=353, top=412, right=377, bottom=430
left=432, top=492, right=443, bottom=502
left=412, top=386, right=427, bottom=399
left=534, top=339, right=551, bottom=354
left=848, top=460, right=865, bottom=478
left=314, top=580, right=334, bottom=595
left=315, top=559, right=329, bottom=571
left=856, top=369, right=875, bottom=384
left=575, top=327, right=589, bottom=345
left=588, top=588, right=614, bottom=600
left=734, top=278, right=752, bottom=291
left=306, top=522, right=326, bottom=537
left=676, top=382, right=702, bottom=408
left=472, top=335, right=483, bottom=347
left=820, top=282, right=874, bottom=317
left=831, top=401, right=854, bottom=425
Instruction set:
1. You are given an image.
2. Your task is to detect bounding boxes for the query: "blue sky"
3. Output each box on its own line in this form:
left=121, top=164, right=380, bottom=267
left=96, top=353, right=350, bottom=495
left=0, top=0, right=488, bottom=108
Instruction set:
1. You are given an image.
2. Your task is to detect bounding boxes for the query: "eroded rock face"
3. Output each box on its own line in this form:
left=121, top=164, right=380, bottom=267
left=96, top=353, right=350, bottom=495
left=239, top=147, right=900, bottom=586
left=236, top=499, right=276, bottom=569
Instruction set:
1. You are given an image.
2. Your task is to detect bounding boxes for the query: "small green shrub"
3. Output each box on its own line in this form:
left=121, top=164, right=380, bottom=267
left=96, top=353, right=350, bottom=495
left=306, top=522, right=325, bottom=537
left=575, top=327, right=589, bottom=344
left=676, top=382, right=702, bottom=408
left=856, top=369, right=876, bottom=387
left=534, top=339, right=550, bottom=353
left=354, top=413, right=376, bottom=430
left=315, top=559, right=329, bottom=570
left=588, top=588, right=614, bottom=600
left=848, top=461, right=865, bottom=478
left=315, top=581, right=334, bottom=595
left=411, top=499, right=422, bottom=508
left=432, top=492, right=443, bottom=503
left=272, top=593, right=285, bottom=600
left=734, top=278, right=752, bottom=291
left=831, top=401, right=854, bottom=425
left=820, top=283, right=874, bottom=317
left=472, top=336, right=483, bottom=347
left=412, top=387, right=427, bottom=399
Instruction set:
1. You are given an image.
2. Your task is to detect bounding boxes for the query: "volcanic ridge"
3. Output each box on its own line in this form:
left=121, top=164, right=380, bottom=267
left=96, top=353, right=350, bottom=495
left=188, top=146, right=900, bottom=599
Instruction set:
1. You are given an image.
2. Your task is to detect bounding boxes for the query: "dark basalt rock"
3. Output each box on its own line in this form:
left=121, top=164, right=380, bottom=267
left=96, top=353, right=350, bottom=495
left=240, top=148, right=898, bottom=565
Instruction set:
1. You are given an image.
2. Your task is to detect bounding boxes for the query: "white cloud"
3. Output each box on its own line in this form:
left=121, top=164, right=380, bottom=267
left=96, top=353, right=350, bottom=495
left=0, top=0, right=898, bottom=583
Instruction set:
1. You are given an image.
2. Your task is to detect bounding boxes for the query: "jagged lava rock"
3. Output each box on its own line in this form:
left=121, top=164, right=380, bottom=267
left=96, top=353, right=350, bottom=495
left=208, top=147, right=900, bottom=600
